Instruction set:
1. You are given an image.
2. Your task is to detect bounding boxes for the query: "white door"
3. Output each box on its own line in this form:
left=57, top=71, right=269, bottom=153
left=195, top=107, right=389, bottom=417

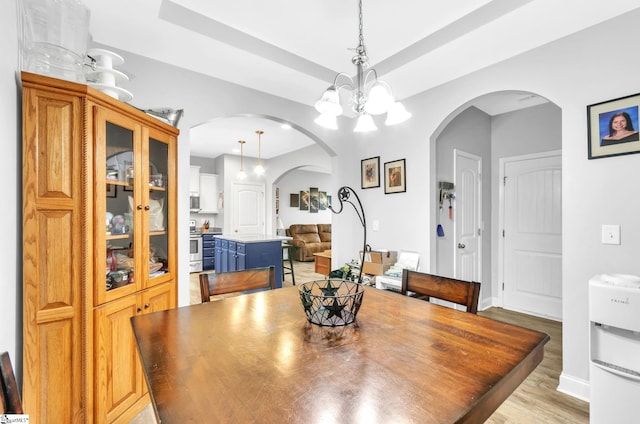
left=454, top=150, right=482, bottom=282
left=232, top=182, right=265, bottom=234
left=502, top=152, right=562, bottom=320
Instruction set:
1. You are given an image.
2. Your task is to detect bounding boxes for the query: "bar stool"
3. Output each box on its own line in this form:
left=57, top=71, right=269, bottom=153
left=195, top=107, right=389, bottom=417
left=282, top=243, right=296, bottom=285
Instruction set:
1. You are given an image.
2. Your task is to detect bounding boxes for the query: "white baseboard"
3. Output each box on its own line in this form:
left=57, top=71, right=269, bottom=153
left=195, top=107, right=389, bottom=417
left=479, top=296, right=498, bottom=311
left=558, top=372, right=590, bottom=402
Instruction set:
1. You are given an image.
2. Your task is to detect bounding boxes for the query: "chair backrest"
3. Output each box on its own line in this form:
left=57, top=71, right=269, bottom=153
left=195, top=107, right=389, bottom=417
left=401, top=269, right=481, bottom=314
left=200, top=266, right=275, bottom=303
left=0, top=351, right=23, bottom=414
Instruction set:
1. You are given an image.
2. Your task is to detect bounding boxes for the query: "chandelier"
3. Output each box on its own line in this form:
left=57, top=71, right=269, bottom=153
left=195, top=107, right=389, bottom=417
left=314, top=0, right=411, bottom=132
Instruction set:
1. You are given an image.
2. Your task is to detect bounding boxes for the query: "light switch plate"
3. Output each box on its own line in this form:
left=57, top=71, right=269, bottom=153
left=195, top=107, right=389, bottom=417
left=372, top=219, right=380, bottom=231
left=602, top=224, right=620, bottom=245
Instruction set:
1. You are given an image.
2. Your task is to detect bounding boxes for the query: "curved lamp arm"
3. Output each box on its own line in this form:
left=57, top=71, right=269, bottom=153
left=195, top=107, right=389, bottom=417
left=328, top=186, right=367, bottom=283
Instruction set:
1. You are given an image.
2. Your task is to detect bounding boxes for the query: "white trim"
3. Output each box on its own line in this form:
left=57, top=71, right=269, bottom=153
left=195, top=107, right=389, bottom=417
left=558, top=372, right=590, bottom=403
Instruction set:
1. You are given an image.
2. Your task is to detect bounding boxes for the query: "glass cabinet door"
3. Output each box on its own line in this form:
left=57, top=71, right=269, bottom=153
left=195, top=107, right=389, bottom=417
left=97, top=108, right=141, bottom=305
left=144, top=129, right=173, bottom=288
left=95, top=106, right=175, bottom=305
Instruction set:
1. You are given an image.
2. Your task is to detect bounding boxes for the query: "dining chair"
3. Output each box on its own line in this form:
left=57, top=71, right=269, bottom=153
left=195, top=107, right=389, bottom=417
left=401, top=269, right=481, bottom=314
left=200, top=266, right=276, bottom=303
left=0, top=351, right=23, bottom=414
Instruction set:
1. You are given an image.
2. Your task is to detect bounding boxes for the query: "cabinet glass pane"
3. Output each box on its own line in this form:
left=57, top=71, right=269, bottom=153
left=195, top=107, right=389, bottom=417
left=105, top=122, right=135, bottom=292
left=148, top=137, right=169, bottom=281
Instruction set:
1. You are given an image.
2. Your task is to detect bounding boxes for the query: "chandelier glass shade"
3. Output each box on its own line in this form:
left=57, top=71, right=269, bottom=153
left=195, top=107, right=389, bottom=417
left=314, top=0, right=411, bottom=132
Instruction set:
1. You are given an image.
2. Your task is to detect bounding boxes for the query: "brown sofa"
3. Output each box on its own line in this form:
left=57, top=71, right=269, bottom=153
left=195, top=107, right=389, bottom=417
left=287, top=224, right=331, bottom=261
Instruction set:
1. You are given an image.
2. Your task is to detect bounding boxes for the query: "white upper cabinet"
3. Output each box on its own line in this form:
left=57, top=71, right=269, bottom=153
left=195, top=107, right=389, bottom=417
left=199, top=173, right=219, bottom=213
left=189, top=165, right=200, bottom=196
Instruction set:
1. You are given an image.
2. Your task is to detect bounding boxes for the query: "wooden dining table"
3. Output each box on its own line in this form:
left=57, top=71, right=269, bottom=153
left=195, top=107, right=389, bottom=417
left=131, top=285, right=549, bottom=423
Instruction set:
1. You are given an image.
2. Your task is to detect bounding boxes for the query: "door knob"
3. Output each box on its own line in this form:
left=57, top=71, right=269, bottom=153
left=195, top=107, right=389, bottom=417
left=457, top=243, right=466, bottom=249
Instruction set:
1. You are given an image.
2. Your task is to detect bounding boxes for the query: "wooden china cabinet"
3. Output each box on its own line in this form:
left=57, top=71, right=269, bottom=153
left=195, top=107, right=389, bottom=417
left=21, top=72, right=178, bottom=423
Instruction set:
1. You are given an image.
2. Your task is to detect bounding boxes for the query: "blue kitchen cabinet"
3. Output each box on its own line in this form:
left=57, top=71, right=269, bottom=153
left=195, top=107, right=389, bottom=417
left=214, top=236, right=283, bottom=288
left=214, top=237, right=223, bottom=272
left=202, top=234, right=215, bottom=271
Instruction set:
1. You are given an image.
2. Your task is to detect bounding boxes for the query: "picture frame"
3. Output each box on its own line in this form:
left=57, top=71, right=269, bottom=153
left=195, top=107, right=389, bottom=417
left=361, top=156, right=380, bottom=189
left=106, top=183, right=117, bottom=198
left=384, top=159, right=406, bottom=194
left=319, top=191, right=327, bottom=210
left=587, top=93, right=640, bottom=159
left=309, top=187, right=319, bottom=213
left=290, top=193, right=299, bottom=207
left=299, top=190, right=309, bottom=211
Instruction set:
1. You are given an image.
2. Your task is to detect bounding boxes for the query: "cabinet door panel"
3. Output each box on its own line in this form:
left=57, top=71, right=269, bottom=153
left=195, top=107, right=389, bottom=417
left=94, top=296, right=144, bottom=423
left=22, top=82, right=85, bottom=424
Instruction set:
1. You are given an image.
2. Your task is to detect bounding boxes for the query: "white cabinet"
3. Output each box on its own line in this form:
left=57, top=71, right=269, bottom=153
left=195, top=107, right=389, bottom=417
left=199, top=173, right=219, bottom=213
left=189, top=165, right=200, bottom=195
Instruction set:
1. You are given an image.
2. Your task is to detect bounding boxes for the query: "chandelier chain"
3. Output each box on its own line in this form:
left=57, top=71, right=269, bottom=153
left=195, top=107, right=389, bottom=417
left=357, top=0, right=366, bottom=56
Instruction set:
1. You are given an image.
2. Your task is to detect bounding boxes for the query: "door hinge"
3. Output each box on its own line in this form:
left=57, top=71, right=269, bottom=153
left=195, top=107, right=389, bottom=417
left=502, top=229, right=505, bottom=237
left=502, top=282, right=505, bottom=291
left=503, top=176, right=507, bottom=185
left=477, top=228, right=481, bottom=236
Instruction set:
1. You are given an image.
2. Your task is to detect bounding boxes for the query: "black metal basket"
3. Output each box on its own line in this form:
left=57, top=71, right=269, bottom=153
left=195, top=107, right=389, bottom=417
left=298, top=279, right=365, bottom=326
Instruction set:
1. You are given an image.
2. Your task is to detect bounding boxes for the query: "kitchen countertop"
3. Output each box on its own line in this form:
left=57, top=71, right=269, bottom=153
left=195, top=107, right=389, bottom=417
left=216, top=234, right=291, bottom=243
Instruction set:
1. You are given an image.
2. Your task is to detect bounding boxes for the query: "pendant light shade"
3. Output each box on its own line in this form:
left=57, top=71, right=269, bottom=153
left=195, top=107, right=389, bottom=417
left=353, top=113, right=377, bottom=133
left=314, top=86, right=343, bottom=116
left=237, top=140, right=247, bottom=180
left=364, top=82, right=394, bottom=115
left=254, top=130, right=265, bottom=175
left=385, top=101, right=412, bottom=126
left=314, top=112, right=338, bottom=130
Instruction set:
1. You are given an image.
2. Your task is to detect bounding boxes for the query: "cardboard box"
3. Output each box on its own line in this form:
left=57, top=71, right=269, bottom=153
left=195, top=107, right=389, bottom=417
left=360, top=250, right=398, bottom=276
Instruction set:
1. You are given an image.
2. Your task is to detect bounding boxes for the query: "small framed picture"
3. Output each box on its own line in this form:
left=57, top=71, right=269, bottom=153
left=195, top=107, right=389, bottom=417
left=361, top=156, right=380, bottom=189
left=384, top=159, right=406, bottom=194
left=106, top=183, right=117, bottom=198
left=587, top=93, right=640, bottom=159
left=290, top=193, right=299, bottom=207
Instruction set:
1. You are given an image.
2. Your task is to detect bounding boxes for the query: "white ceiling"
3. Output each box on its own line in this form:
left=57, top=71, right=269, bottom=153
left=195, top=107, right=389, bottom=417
left=84, top=0, right=640, bottom=159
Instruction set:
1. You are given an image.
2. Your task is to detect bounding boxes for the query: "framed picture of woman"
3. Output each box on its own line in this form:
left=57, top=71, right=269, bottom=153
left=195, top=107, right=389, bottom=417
left=588, top=93, right=640, bottom=159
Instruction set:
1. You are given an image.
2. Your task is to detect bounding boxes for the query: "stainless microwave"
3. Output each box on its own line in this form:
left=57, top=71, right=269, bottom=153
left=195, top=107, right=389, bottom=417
left=190, top=194, right=200, bottom=212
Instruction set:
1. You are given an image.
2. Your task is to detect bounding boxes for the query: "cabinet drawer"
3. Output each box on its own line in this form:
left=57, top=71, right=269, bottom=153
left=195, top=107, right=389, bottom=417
left=203, top=247, right=215, bottom=258
left=214, top=237, right=221, bottom=247
left=203, top=257, right=215, bottom=270
left=236, top=243, right=246, bottom=254
left=221, top=239, right=229, bottom=249
left=203, top=239, right=215, bottom=249
left=202, top=234, right=215, bottom=242
left=229, top=241, right=237, bottom=251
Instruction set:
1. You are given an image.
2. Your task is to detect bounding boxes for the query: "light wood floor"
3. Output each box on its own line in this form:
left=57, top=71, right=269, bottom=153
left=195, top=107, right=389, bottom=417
left=133, top=260, right=589, bottom=423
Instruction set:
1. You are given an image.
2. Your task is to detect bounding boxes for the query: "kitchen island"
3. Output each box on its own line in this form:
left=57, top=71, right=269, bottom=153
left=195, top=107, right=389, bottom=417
left=214, top=234, right=290, bottom=288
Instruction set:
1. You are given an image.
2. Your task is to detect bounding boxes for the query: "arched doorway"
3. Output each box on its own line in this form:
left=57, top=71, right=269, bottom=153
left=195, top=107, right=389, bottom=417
left=430, top=90, right=562, bottom=319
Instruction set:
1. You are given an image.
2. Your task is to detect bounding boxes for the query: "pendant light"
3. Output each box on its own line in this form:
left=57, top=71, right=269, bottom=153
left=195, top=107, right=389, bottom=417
left=237, top=140, right=247, bottom=180
left=254, top=130, right=265, bottom=176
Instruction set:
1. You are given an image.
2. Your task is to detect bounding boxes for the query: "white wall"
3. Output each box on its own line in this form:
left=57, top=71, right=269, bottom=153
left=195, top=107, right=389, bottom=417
left=276, top=169, right=332, bottom=229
